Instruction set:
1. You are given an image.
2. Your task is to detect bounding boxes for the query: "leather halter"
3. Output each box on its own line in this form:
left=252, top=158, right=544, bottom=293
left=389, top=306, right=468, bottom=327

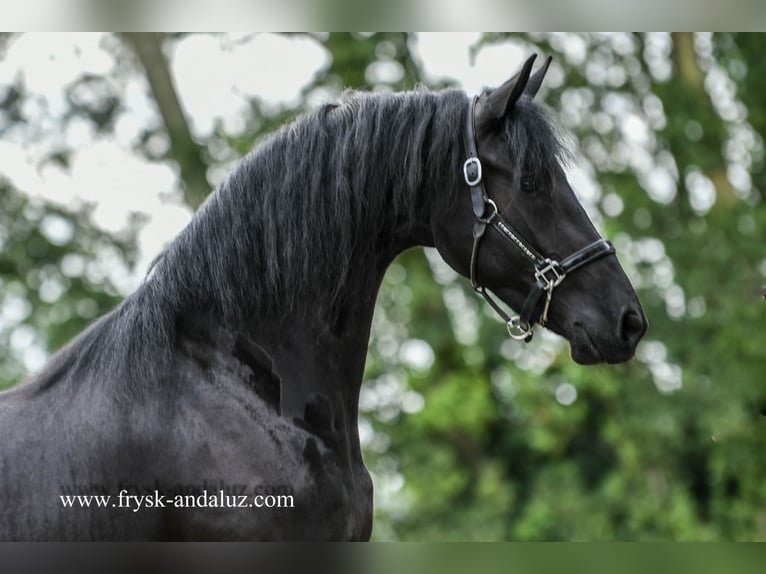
left=463, top=96, right=616, bottom=342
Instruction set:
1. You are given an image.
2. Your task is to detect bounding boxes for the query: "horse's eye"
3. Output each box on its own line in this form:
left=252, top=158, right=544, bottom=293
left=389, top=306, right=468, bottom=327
left=521, top=175, right=535, bottom=193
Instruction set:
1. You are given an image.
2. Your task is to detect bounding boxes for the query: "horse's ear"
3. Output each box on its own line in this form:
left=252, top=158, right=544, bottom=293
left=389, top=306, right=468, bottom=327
left=525, top=55, right=552, bottom=99
left=485, top=54, right=537, bottom=120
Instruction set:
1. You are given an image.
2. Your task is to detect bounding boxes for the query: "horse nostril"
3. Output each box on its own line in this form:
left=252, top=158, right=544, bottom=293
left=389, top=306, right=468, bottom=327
left=619, top=308, right=647, bottom=345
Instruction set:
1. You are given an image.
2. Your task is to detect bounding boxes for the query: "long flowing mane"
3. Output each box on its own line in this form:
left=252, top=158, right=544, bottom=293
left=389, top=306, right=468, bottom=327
left=27, top=88, right=469, bottom=391
left=154, top=88, right=467, bottom=319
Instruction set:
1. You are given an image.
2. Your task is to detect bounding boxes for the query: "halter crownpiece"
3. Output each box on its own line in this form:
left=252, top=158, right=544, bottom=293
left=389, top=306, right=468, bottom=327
left=463, top=95, right=616, bottom=342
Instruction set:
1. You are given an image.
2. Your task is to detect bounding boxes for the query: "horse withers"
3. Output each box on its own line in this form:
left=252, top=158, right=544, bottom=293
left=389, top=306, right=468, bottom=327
left=0, top=55, right=646, bottom=540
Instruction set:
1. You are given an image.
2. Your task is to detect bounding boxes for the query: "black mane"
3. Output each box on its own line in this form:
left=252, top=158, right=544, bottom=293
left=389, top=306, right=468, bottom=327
left=153, top=88, right=467, bottom=321
left=25, top=86, right=571, bottom=392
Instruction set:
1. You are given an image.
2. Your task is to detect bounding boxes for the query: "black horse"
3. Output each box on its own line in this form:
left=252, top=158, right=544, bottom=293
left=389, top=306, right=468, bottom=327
left=0, top=55, right=646, bottom=540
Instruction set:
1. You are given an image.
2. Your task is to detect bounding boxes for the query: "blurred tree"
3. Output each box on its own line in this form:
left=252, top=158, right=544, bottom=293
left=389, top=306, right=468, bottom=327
left=0, top=34, right=138, bottom=390
left=0, top=180, right=134, bottom=389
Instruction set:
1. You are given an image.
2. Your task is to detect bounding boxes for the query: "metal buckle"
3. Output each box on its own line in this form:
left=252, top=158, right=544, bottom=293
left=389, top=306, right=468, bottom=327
left=535, top=259, right=566, bottom=291
left=463, top=157, right=482, bottom=187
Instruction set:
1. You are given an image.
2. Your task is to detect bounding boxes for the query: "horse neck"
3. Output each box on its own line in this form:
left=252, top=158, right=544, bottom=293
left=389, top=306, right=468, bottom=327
left=160, top=91, right=465, bottom=410
left=238, top=96, right=466, bottom=402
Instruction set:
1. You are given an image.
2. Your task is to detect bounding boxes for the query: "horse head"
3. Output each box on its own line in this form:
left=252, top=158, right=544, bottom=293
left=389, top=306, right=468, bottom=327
left=432, top=55, right=647, bottom=364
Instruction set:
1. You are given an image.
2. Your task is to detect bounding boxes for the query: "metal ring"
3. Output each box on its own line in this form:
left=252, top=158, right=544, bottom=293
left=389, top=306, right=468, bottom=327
left=507, top=316, right=533, bottom=341
left=477, top=198, right=498, bottom=224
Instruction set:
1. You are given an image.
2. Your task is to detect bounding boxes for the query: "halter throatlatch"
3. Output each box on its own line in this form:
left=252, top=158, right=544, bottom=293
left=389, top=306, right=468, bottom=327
left=463, top=96, right=616, bottom=342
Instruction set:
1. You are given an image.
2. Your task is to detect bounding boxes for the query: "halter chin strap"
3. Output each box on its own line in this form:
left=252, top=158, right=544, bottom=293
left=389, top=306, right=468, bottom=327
left=463, top=95, right=616, bottom=342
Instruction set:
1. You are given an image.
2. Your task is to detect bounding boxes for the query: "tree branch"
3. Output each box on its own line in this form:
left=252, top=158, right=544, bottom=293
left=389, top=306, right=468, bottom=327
left=122, top=32, right=209, bottom=210
left=671, top=32, right=705, bottom=92
left=671, top=32, right=737, bottom=210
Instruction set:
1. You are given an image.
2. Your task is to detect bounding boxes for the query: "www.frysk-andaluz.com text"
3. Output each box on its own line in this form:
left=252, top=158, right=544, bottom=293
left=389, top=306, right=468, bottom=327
left=59, top=487, right=295, bottom=512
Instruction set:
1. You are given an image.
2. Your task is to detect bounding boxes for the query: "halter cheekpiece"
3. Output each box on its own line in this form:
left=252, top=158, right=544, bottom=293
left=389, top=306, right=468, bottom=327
left=463, top=95, right=616, bottom=342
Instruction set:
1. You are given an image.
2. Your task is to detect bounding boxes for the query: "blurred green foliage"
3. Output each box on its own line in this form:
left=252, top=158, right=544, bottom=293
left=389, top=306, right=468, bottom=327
left=0, top=33, right=764, bottom=540
left=0, top=182, right=134, bottom=389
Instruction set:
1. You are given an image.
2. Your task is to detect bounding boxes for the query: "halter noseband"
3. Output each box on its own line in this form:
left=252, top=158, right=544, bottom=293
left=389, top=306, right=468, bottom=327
left=463, top=96, right=616, bottom=342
